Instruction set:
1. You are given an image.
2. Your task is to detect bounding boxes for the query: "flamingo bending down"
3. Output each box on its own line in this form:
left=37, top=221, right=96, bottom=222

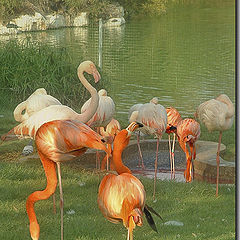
left=195, top=94, right=234, bottom=196
left=81, top=89, right=115, bottom=168
left=13, top=88, right=62, bottom=155
left=98, top=122, right=161, bottom=240
left=27, top=119, right=111, bottom=240
left=165, top=107, right=182, bottom=179
left=1, top=60, right=101, bottom=141
left=177, top=118, right=200, bottom=183
left=99, top=118, right=121, bottom=170
left=129, top=97, right=167, bottom=199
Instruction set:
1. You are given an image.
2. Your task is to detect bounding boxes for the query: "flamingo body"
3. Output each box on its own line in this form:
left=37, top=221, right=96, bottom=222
left=177, top=118, right=200, bottom=182
left=196, top=94, right=234, bottom=132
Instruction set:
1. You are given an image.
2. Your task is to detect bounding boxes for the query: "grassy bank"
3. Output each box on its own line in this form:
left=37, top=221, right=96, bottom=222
left=0, top=157, right=235, bottom=239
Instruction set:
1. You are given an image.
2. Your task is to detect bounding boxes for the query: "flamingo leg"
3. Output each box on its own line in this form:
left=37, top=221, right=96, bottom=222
left=168, top=134, right=173, bottom=179
left=189, top=144, right=194, bottom=181
left=216, top=131, right=222, bottom=197
left=172, top=133, right=176, bottom=179
left=137, top=131, right=145, bottom=169
left=57, top=162, right=64, bottom=240
left=52, top=193, right=56, bottom=214
left=153, top=138, right=159, bottom=200
left=26, top=152, right=57, bottom=240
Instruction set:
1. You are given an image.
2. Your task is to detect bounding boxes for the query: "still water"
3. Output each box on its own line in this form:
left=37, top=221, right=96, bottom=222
left=1, top=0, right=235, bottom=125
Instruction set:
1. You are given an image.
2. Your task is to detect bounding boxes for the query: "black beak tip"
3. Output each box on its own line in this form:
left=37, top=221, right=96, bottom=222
left=101, top=139, right=106, bottom=143
left=136, top=122, right=144, bottom=128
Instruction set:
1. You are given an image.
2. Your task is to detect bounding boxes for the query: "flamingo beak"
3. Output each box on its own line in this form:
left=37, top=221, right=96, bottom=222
left=93, top=70, right=101, bottom=83
left=126, top=122, right=143, bottom=133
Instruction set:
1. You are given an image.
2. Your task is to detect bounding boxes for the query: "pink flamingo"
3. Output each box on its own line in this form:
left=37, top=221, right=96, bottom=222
left=177, top=118, right=201, bottom=183
left=27, top=119, right=110, bottom=240
left=195, top=94, right=234, bottom=196
left=165, top=107, right=182, bottom=179
left=129, top=97, right=167, bottom=200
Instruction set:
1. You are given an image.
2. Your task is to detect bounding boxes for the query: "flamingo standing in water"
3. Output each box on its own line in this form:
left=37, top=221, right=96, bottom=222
left=165, top=107, right=182, bottom=179
left=129, top=97, right=167, bottom=200
left=98, top=122, right=161, bottom=240
left=13, top=88, right=61, bottom=155
left=27, top=119, right=111, bottom=240
left=195, top=94, right=234, bottom=196
left=81, top=89, right=115, bottom=169
left=177, top=118, right=200, bottom=183
left=99, top=118, right=121, bottom=170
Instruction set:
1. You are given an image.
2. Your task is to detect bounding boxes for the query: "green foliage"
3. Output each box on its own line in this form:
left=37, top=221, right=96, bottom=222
left=0, top=40, right=110, bottom=113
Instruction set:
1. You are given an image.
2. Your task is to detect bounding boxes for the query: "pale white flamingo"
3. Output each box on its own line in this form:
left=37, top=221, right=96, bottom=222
left=165, top=107, right=182, bottom=179
left=13, top=88, right=61, bottom=155
left=195, top=94, right=234, bottom=196
left=1, top=60, right=101, bottom=140
left=129, top=97, right=167, bottom=200
left=81, top=88, right=115, bottom=168
left=177, top=118, right=201, bottom=183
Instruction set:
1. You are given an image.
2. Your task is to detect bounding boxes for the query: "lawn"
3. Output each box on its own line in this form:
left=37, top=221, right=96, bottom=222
left=0, top=140, right=235, bottom=240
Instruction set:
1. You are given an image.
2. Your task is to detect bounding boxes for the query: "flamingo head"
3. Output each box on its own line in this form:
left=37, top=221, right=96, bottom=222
left=113, top=122, right=143, bottom=151
left=79, top=60, right=101, bottom=83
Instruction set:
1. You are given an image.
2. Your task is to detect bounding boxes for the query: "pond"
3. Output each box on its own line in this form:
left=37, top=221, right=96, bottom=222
left=0, top=0, right=235, bottom=127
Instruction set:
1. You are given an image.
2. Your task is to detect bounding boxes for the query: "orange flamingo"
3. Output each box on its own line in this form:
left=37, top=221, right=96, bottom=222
left=176, top=118, right=201, bottom=183
left=13, top=88, right=61, bottom=155
left=195, top=94, right=234, bottom=196
left=99, top=118, right=121, bottom=170
left=1, top=60, right=101, bottom=141
left=129, top=97, right=167, bottom=199
left=27, top=119, right=111, bottom=240
left=98, top=122, right=161, bottom=240
left=81, top=89, right=115, bottom=169
left=165, top=107, right=182, bottom=179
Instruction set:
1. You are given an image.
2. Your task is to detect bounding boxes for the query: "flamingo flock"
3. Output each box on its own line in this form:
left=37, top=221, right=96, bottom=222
left=0, top=60, right=234, bottom=239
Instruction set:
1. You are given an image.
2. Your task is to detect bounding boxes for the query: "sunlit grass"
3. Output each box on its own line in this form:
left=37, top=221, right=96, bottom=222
left=0, top=158, right=235, bottom=240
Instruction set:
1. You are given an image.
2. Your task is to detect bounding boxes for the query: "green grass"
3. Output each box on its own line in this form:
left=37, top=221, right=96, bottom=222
left=0, top=157, right=235, bottom=240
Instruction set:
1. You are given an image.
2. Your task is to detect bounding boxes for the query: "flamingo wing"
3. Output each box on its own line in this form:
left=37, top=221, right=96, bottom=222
left=35, top=120, right=109, bottom=162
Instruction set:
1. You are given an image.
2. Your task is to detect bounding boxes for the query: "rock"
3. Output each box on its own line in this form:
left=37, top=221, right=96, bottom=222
left=46, top=14, right=65, bottom=29
left=73, top=12, right=88, bottom=27
left=104, top=17, right=125, bottom=27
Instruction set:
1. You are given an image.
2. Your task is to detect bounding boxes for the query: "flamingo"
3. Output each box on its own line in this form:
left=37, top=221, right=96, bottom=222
left=165, top=107, right=182, bottom=179
left=81, top=88, right=115, bottom=169
left=195, top=94, right=234, bottom=196
left=27, top=119, right=111, bottom=240
left=129, top=97, right=167, bottom=199
left=176, top=118, right=201, bottom=183
left=1, top=60, right=101, bottom=141
left=99, top=118, right=121, bottom=170
left=13, top=88, right=62, bottom=155
left=98, top=122, right=161, bottom=240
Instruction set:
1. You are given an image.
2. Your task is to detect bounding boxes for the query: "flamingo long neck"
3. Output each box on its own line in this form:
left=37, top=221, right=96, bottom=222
left=113, top=138, right=131, bottom=175
left=77, top=69, right=99, bottom=123
left=26, top=152, right=57, bottom=240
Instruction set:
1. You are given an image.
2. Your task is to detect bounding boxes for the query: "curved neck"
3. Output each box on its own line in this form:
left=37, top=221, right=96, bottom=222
left=77, top=69, right=99, bottom=123
left=112, top=137, right=131, bottom=175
